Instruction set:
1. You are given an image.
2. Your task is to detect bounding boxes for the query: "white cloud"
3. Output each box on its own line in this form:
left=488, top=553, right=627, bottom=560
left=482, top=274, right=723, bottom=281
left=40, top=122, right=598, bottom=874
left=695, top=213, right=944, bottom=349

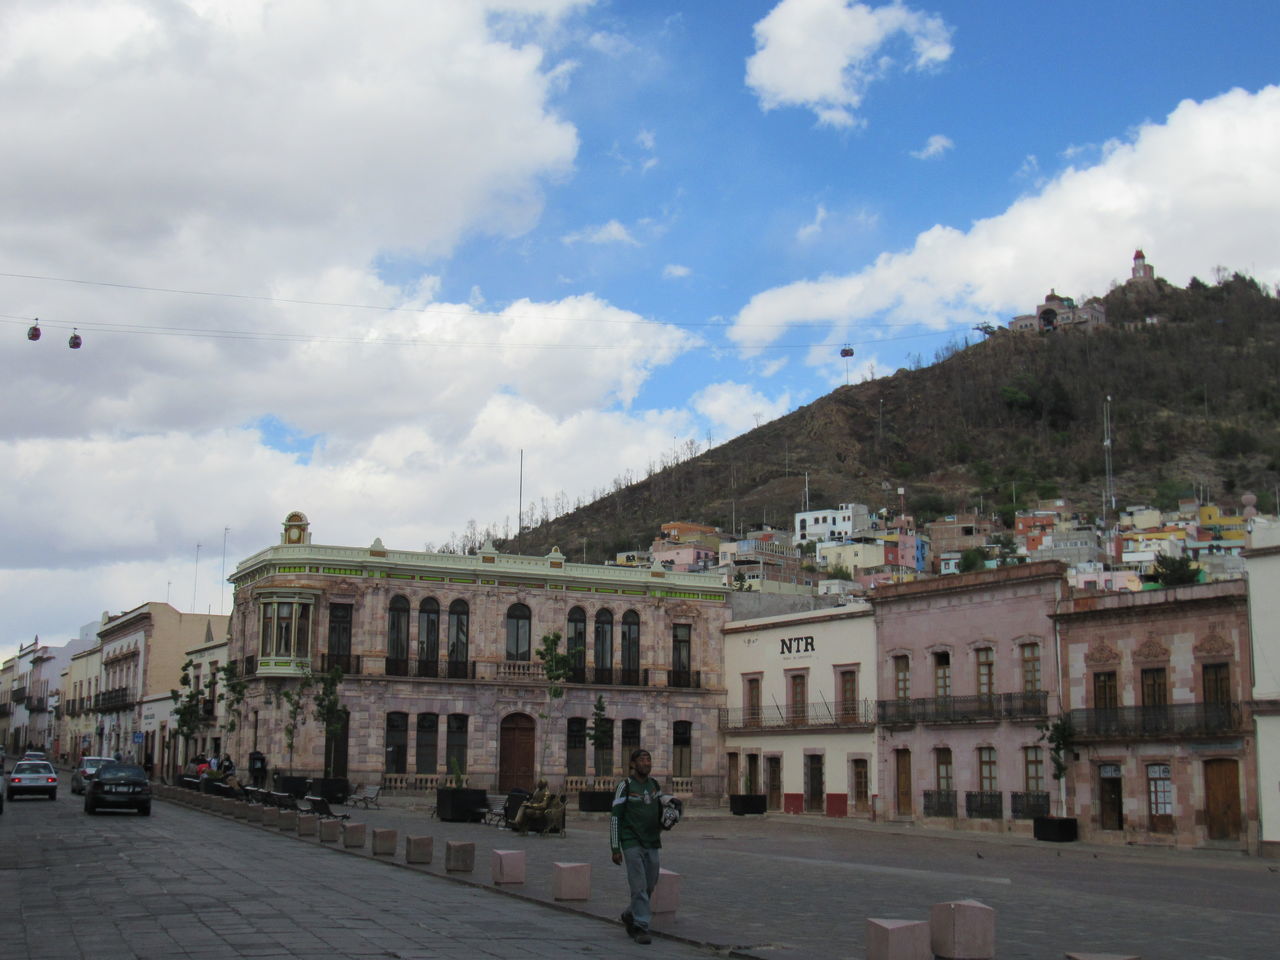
left=663, top=264, right=692, bottom=279
left=636, top=129, right=656, bottom=151
left=911, top=133, right=953, bottom=159
left=746, top=0, right=953, bottom=128
left=561, top=219, right=641, bottom=245
left=796, top=203, right=830, bottom=241
left=690, top=382, right=793, bottom=437
left=729, top=86, right=1280, bottom=354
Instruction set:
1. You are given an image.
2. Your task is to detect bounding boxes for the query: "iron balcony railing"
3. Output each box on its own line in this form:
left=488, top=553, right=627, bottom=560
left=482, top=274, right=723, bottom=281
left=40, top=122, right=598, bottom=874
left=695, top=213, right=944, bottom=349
left=320, top=653, right=360, bottom=675
left=96, top=687, right=133, bottom=712
left=667, top=669, right=701, bottom=689
left=965, top=790, right=1004, bottom=820
left=381, top=657, right=476, bottom=680
left=27, top=697, right=48, bottom=713
left=923, top=789, right=957, bottom=817
left=11, top=685, right=26, bottom=703
left=1068, top=702, right=1243, bottom=740
left=878, top=691, right=1049, bottom=726
left=1011, top=791, right=1050, bottom=819
left=719, top=699, right=877, bottom=731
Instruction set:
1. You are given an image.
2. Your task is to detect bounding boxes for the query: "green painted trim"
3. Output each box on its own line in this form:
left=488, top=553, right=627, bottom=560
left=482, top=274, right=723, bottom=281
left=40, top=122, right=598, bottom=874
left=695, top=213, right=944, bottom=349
left=449, top=577, right=477, bottom=584
left=387, top=573, right=415, bottom=580
left=481, top=579, right=496, bottom=585
left=322, top=567, right=363, bottom=576
left=594, top=587, right=618, bottom=593
left=548, top=584, right=563, bottom=590
left=566, top=585, right=591, bottom=592
left=419, top=575, right=445, bottom=581
left=621, top=589, right=647, bottom=596
left=276, top=565, right=307, bottom=573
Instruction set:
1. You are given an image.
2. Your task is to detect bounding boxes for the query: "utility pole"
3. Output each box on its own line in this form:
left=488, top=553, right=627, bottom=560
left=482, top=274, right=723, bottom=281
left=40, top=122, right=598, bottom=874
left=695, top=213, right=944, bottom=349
left=192, top=543, right=201, bottom=612
left=219, top=526, right=230, bottom=615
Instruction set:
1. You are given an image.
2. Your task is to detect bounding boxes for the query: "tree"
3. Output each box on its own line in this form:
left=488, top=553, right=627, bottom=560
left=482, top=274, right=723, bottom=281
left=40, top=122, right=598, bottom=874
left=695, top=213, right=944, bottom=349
left=170, top=659, right=216, bottom=764
left=827, top=562, right=853, bottom=581
left=958, top=547, right=987, bottom=573
left=1152, top=553, right=1199, bottom=587
left=278, top=673, right=314, bottom=776
left=733, top=570, right=750, bottom=591
left=535, top=631, right=574, bottom=780
left=586, top=693, right=613, bottom=781
left=1037, top=715, right=1075, bottom=816
left=311, top=666, right=346, bottom=778
left=218, top=662, right=248, bottom=734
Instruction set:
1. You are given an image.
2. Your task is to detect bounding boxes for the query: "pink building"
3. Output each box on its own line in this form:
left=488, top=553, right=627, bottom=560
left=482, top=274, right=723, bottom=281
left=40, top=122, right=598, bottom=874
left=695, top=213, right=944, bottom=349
left=871, top=562, right=1068, bottom=831
left=1052, top=581, right=1255, bottom=852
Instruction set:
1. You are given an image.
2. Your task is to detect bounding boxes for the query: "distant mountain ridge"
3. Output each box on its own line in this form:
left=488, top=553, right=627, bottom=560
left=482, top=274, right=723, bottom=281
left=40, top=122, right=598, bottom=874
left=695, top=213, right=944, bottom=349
left=510, top=272, right=1280, bottom=562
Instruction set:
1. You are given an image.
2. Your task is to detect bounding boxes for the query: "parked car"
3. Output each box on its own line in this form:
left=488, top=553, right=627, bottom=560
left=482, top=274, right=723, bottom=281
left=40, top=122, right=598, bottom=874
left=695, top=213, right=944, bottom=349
left=84, top=762, right=151, bottom=816
left=7, top=760, right=58, bottom=801
left=71, top=756, right=115, bottom=795
left=21, top=751, right=47, bottom=761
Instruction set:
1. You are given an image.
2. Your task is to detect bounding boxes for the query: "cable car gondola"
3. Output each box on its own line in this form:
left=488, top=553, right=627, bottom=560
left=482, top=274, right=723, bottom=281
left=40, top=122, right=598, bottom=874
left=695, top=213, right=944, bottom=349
left=68, top=328, right=82, bottom=349
left=839, top=346, right=854, bottom=358
left=27, top=319, right=41, bottom=341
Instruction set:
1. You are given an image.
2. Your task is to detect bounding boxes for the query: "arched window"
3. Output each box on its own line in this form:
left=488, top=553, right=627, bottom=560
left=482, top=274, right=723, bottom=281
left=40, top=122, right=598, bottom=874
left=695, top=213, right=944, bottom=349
left=672, top=720, right=692, bottom=778
left=387, top=596, right=410, bottom=676
left=505, top=603, right=532, bottom=661
left=567, top=607, right=587, bottom=681
left=566, top=717, right=587, bottom=777
left=418, top=598, right=440, bottom=672
left=594, top=609, right=614, bottom=683
left=621, top=610, right=641, bottom=686
left=447, top=600, right=469, bottom=677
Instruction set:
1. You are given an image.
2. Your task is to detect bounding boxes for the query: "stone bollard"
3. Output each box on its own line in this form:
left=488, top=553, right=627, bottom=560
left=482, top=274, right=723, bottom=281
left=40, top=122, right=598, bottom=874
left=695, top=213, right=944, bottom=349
left=246, top=804, right=263, bottom=823
left=406, top=836, right=434, bottom=864
left=297, top=813, right=318, bottom=837
left=232, top=801, right=248, bottom=820
left=651, top=868, right=680, bottom=915
left=278, top=809, right=297, bottom=831
left=261, top=807, right=280, bottom=827
left=551, top=862, right=591, bottom=901
left=445, top=841, right=476, bottom=873
left=372, top=828, right=398, bottom=856
left=319, top=818, right=342, bottom=843
left=491, top=849, right=526, bottom=884
left=931, top=899, right=995, bottom=960
left=343, top=822, right=367, bottom=849
left=866, top=919, right=932, bottom=960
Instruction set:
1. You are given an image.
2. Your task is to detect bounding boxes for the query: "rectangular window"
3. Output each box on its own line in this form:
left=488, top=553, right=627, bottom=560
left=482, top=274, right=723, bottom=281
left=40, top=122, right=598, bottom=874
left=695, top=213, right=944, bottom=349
left=328, top=603, right=353, bottom=657
left=621, top=718, right=641, bottom=758
left=1147, top=762, right=1173, bottom=830
left=1203, top=663, right=1230, bottom=703
left=1094, top=671, right=1118, bottom=709
left=934, top=652, right=951, bottom=698
left=1024, top=746, right=1045, bottom=793
left=839, top=670, right=859, bottom=720
left=445, top=714, right=468, bottom=775
left=745, top=676, right=762, bottom=725
left=1022, top=644, right=1042, bottom=692
left=976, top=648, right=994, bottom=697
left=566, top=717, right=587, bottom=777
left=672, top=721, right=691, bottom=778
left=415, top=713, right=438, bottom=775
left=853, top=759, right=869, bottom=806
left=789, top=672, right=808, bottom=724
left=671, top=624, right=691, bottom=685
left=935, top=748, right=953, bottom=792
left=593, top=716, right=614, bottom=778
left=978, top=747, right=997, bottom=792
left=894, top=655, right=910, bottom=700
left=1141, top=668, right=1168, bottom=706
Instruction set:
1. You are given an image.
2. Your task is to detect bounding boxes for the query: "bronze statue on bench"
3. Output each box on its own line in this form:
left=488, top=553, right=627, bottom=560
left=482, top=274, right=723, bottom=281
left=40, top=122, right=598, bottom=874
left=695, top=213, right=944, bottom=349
left=512, top=779, right=566, bottom=837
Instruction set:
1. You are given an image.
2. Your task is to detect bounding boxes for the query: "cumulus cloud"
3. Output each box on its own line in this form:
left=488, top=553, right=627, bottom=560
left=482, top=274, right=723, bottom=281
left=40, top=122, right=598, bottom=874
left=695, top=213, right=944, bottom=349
left=911, top=133, right=953, bottom=159
left=691, top=382, right=793, bottom=437
left=746, top=0, right=953, bottom=128
left=663, top=264, right=692, bottom=279
left=562, top=219, right=641, bottom=245
left=729, top=86, right=1280, bottom=353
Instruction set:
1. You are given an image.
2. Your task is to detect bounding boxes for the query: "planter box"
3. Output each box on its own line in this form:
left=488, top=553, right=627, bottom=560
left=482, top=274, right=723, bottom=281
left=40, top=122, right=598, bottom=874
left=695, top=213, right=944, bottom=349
left=276, top=775, right=311, bottom=799
left=1033, top=816, right=1078, bottom=842
left=729, top=794, right=767, bottom=815
left=578, top=790, right=615, bottom=813
left=437, top=787, right=489, bottom=822
left=314, top=777, right=350, bottom=805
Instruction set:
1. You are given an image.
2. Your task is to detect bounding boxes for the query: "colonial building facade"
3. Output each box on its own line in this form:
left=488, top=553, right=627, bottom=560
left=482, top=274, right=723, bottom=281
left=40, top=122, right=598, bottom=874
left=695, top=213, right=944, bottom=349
left=225, top=513, right=730, bottom=798
left=720, top=604, right=878, bottom=816
left=871, top=562, right=1067, bottom=831
left=1053, top=581, right=1256, bottom=852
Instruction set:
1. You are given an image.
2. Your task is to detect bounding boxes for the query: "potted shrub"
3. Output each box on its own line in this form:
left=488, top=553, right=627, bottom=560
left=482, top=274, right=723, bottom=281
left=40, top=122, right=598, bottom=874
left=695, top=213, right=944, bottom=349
left=579, top=695, right=617, bottom=812
left=1033, top=716, right=1078, bottom=842
left=729, top=766, right=766, bottom=815
left=436, top=757, right=487, bottom=822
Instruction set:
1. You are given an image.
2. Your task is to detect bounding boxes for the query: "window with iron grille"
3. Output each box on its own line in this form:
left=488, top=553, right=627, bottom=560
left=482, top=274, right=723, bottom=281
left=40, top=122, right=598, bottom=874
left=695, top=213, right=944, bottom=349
left=1147, top=763, right=1172, bottom=816
left=1021, top=643, right=1041, bottom=692
left=935, top=747, right=953, bottom=792
left=1024, top=746, right=1044, bottom=793
left=978, top=747, right=997, bottom=792
left=934, top=652, right=951, bottom=698
left=566, top=717, right=587, bottom=777
left=894, top=655, right=910, bottom=700
left=976, top=648, right=994, bottom=697
left=853, top=759, right=869, bottom=805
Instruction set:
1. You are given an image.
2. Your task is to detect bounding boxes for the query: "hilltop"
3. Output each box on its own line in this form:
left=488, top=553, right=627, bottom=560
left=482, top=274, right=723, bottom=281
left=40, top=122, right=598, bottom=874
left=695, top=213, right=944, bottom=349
left=504, top=271, right=1280, bottom=561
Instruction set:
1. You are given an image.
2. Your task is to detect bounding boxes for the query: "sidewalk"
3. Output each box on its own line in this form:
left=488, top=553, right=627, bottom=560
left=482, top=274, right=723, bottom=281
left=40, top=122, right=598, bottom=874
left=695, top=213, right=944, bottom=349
left=167, top=789, right=1280, bottom=960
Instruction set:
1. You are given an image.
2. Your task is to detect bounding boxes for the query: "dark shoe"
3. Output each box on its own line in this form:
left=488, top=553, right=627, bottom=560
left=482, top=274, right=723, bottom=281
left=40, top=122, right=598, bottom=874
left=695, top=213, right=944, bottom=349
left=621, top=912, right=636, bottom=937
left=634, top=931, right=652, bottom=945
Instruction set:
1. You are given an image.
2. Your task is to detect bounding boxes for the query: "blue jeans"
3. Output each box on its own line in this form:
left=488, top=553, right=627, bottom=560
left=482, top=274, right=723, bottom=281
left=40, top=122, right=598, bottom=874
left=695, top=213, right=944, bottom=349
left=623, top=845, right=661, bottom=931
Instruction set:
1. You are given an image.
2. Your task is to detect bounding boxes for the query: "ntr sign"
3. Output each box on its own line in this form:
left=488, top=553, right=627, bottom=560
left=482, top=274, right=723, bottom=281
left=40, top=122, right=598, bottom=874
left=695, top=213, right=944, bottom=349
left=779, top=636, right=815, bottom=655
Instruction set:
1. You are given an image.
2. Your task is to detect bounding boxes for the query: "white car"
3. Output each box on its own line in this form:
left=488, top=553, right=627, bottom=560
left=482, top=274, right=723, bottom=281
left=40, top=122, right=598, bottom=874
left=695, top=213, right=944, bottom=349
left=6, top=760, right=59, bottom=801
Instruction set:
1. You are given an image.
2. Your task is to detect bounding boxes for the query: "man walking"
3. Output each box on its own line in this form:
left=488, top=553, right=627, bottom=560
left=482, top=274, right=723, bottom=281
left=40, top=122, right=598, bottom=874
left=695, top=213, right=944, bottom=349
left=610, top=748, right=663, bottom=945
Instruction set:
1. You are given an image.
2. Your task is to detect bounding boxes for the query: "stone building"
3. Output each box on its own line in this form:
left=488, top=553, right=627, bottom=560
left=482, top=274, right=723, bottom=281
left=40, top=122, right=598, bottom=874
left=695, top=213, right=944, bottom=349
left=1052, top=581, right=1256, bottom=852
left=720, top=603, right=878, bottom=817
left=871, top=562, right=1068, bottom=831
left=225, top=512, right=730, bottom=798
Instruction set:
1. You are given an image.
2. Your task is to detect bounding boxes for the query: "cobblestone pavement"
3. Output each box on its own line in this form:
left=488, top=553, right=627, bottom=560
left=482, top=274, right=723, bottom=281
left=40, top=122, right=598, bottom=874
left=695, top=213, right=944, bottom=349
left=4, top=788, right=1280, bottom=959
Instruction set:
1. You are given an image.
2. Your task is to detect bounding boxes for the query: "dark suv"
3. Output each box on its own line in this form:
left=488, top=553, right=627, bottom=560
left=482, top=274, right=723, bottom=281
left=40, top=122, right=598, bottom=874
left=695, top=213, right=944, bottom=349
left=84, top=762, right=152, bottom=816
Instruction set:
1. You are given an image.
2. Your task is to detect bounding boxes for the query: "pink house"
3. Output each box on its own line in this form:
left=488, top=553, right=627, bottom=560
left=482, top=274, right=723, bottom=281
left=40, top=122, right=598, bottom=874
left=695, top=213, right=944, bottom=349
left=871, top=562, right=1068, bottom=831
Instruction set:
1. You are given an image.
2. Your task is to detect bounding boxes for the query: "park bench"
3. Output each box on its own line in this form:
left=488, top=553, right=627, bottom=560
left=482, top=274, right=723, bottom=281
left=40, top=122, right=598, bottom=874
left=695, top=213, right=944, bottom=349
left=301, top=795, right=350, bottom=820
left=349, top=784, right=382, bottom=809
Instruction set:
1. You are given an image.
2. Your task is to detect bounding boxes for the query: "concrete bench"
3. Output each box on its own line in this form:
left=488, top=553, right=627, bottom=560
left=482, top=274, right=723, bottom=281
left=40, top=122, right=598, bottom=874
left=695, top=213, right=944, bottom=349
left=296, top=813, right=318, bottom=837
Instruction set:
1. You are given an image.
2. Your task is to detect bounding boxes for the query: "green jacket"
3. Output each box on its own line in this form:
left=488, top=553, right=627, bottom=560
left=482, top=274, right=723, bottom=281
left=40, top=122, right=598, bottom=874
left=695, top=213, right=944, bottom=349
left=610, top=774, right=664, bottom=852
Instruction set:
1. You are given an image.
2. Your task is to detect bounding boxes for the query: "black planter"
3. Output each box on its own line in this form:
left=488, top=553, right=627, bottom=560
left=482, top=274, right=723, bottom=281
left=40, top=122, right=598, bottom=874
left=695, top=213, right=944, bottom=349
left=437, top=787, right=489, bottom=822
left=578, top=790, right=615, bottom=813
left=729, top=794, right=767, bottom=815
left=314, top=777, right=350, bottom=804
left=1033, top=816, right=1078, bottom=842
left=276, top=775, right=311, bottom=799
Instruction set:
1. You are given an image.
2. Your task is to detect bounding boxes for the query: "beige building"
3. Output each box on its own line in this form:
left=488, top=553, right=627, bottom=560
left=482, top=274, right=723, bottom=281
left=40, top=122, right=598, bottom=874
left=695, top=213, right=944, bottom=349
left=1244, top=526, right=1280, bottom=857
left=224, top=512, right=730, bottom=798
left=721, top=603, right=878, bottom=816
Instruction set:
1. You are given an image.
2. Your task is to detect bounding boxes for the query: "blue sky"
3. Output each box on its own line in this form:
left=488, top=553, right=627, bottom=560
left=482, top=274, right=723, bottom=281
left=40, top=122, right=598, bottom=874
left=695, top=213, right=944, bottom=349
left=1, top=0, right=1278, bottom=660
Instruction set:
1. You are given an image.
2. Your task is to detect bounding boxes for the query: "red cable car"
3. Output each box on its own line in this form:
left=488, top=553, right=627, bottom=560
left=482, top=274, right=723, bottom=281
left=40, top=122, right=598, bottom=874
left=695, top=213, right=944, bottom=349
left=27, top=320, right=41, bottom=341
left=839, top=346, right=854, bottom=358
left=68, top=329, right=82, bottom=349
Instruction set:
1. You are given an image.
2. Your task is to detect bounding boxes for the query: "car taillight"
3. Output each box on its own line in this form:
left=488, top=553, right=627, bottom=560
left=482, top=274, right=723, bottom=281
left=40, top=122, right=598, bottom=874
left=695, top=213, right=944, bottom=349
left=47, top=777, right=57, bottom=783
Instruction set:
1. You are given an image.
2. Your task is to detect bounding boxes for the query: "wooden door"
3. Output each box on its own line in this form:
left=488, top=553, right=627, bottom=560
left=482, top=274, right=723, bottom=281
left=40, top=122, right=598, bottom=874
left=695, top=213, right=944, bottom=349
left=498, top=713, right=535, bottom=793
left=1204, top=759, right=1242, bottom=841
left=727, top=753, right=740, bottom=795
left=766, top=756, right=781, bottom=810
left=805, top=754, right=824, bottom=812
left=896, top=749, right=912, bottom=816
left=1099, top=769, right=1123, bottom=831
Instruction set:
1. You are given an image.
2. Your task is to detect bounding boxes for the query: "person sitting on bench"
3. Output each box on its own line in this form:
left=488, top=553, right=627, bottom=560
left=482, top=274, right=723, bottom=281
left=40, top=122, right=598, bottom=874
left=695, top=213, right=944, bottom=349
left=512, top=779, right=550, bottom=835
